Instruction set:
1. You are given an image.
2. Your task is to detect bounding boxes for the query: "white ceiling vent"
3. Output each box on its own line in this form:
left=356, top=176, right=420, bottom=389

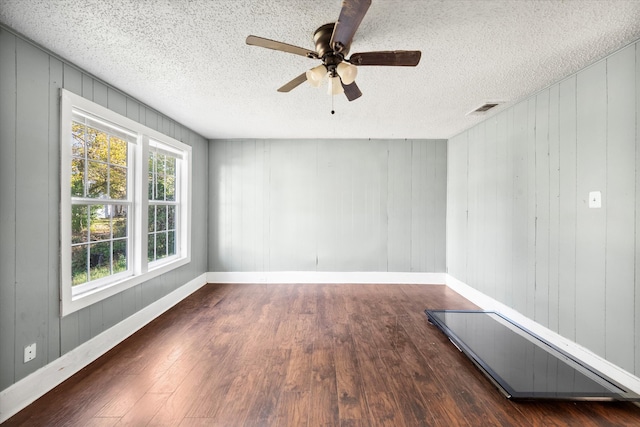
left=466, top=102, right=502, bottom=116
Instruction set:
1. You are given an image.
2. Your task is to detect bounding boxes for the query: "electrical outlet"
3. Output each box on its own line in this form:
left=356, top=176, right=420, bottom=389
left=24, top=343, right=36, bottom=363
left=589, top=191, right=602, bottom=208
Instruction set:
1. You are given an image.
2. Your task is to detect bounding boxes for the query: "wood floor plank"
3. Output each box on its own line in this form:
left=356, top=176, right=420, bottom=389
left=146, top=361, right=213, bottom=426
left=80, top=417, right=121, bottom=427
left=181, top=331, right=242, bottom=418
left=243, top=348, right=291, bottom=426
left=332, top=322, right=369, bottom=424
left=203, top=335, right=283, bottom=423
left=361, top=313, right=435, bottom=426
left=325, top=285, right=351, bottom=324
left=5, top=283, right=640, bottom=427
left=116, top=392, right=171, bottom=426
left=282, top=343, right=313, bottom=393
left=177, top=417, right=223, bottom=427
left=309, top=347, right=340, bottom=426
left=146, top=348, right=204, bottom=394
left=348, top=313, right=407, bottom=426
left=203, top=368, right=257, bottom=425
left=393, top=319, right=473, bottom=426
left=94, top=374, right=153, bottom=417
left=23, top=365, right=130, bottom=427
left=273, top=391, right=309, bottom=427
left=378, top=348, right=434, bottom=426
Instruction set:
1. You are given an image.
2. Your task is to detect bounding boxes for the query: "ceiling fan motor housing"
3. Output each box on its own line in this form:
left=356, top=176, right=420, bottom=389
left=314, top=23, right=349, bottom=73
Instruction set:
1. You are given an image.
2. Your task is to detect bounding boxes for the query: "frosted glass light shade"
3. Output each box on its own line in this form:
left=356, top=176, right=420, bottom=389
left=306, top=64, right=327, bottom=88
left=328, top=76, right=344, bottom=95
left=336, top=62, right=357, bottom=85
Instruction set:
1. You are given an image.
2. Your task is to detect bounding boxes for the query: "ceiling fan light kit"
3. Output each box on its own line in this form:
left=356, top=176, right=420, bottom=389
left=328, top=76, right=344, bottom=95
left=306, top=64, right=327, bottom=87
left=246, top=0, right=421, bottom=102
left=336, top=62, right=357, bottom=85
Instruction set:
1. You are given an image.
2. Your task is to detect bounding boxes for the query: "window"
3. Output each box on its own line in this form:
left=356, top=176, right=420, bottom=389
left=70, top=113, right=134, bottom=292
left=61, top=89, right=191, bottom=316
left=147, top=144, right=180, bottom=264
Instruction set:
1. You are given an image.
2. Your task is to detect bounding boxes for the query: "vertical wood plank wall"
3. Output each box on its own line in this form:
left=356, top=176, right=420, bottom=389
left=208, top=139, right=447, bottom=273
left=446, top=42, right=640, bottom=375
left=0, top=27, right=209, bottom=392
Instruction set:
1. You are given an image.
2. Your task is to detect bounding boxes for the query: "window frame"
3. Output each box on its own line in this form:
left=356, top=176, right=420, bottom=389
left=147, top=141, right=182, bottom=266
left=69, top=113, right=136, bottom=293
left=60, top=89, right=192, bottom=316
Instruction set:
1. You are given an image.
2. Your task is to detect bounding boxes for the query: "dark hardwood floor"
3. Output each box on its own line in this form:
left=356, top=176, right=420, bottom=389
left=4, top=283, right=640, bottom=426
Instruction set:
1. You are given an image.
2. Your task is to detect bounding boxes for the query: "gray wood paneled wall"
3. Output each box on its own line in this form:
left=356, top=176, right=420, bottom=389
left=447, top=42, right=640, bottom=375
left=0, top=27, right=209, bottom=391
left=208, top=139, right=447, bottom=273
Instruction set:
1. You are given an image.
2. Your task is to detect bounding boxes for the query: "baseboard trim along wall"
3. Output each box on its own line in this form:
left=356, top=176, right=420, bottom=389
left=445, top=274, right=640, bottom=396
left=0, top=273, right=208, bottom=424
left=206, top=271, right=447, bottom=285
left=5, top=271, right=639, bottom=422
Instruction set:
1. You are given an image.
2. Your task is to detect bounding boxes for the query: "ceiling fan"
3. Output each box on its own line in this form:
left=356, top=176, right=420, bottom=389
left=246, top=0, right=421, bottom=101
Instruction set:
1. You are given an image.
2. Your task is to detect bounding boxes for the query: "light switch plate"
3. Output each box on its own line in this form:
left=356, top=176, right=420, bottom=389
left=589, top=191, right=601, bottom=208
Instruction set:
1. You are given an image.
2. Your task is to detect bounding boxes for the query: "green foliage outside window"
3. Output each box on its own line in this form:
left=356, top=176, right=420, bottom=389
left=70, top=121, right=129, bottom=286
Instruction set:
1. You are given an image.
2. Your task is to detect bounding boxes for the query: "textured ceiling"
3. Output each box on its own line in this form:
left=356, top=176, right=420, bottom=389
left=2, top=0, right=640, bottom=140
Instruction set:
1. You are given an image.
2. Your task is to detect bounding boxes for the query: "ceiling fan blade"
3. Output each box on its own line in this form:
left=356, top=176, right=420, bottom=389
left=341, top=80, right=362, bottom=101
left=246, top=35, right=317, bottom=58
left=277, top=72, right=308, bottom=92
left=330, top=0, right=372, bottom=52
left=349, top=50, right=422, bottom=66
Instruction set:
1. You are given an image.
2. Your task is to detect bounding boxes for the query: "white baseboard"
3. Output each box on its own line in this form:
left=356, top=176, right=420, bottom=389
left=1, top=270, right=444, bottom=422
left=445, top=274, right=640, bottom=396
left=207, top=271, right=447, bottom=285
left=22, top=271, right=627, bottom=422
left=0, top=273, right=207, bottom=424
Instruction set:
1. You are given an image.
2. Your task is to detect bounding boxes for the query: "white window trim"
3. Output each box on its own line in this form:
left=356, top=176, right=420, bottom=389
left=60, top=89, right=192, bottom=316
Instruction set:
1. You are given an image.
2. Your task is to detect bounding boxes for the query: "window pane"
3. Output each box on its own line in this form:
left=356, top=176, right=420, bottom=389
left=71, top=244, right=88, bottom=286
left=71, top=122, right=86, bottom=157
left=109, top=165, right=127, bottom=199
left=148, top=153, right=155, bottom=199
left=113, top=239, right=127, bottom=274
left=71, top=205, right=89, bottom=244
left=165, top=178, right=175, bottom=201
left=112, top=205, right=127, bottom=238
left=87, top=127, right=108, bottom=162
left=166, top=156, right=175, bottom=175
left=89, top=241, right=111, bottom=281
left=157, top=232, right=167, bottom=259
left=168, top=230, right=176, bottom=256
left=148, top=172, right=154, bottom=200
left=110, top=136, right=127, bottom=166
left=71, top=158, right=85, bottom=197
left=148, top=151, right=155, bottom=171
left=156, top=205, right=167, bottom=231
left=167, top=205, right=175, bottom=230
left=89, top=205, right=110, bottom=241
left=156, top=167, right=165, bottom=200
left=148, top=205, right=155, bottom=233
left=165, top=157, right=176, bottom=201
left=148, top=234, right=155, bottom=262
left=157, top=153, right=166, bottom=176
left=87, top=161, right=108, bottom=198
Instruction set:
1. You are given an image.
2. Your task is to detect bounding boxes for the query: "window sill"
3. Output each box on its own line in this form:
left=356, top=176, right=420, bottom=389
left=62, top=255, right=190, bottom=317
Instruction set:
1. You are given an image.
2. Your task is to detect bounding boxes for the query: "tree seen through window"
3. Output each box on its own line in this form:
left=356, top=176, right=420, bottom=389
left=70, top=121, right=129, bottom=285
